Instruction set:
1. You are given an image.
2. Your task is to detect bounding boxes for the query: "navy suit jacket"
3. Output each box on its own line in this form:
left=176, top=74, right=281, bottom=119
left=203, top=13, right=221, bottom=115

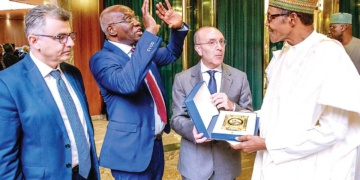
left=0, top=56, right=100, bottom=179
left=89, top=28, right=188, bottom=172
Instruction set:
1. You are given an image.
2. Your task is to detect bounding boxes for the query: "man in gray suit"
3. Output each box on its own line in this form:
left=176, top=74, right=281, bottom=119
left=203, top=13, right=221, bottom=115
left=171, top=26, right=253, bottom=180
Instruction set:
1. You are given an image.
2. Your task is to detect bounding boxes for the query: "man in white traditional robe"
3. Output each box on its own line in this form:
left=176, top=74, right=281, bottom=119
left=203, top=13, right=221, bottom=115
left=231, top=0, right=360, bottom=179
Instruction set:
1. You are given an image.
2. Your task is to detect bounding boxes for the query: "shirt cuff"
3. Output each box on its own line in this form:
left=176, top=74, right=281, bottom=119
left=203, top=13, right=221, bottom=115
left=177, top=23, right=188, bottom=31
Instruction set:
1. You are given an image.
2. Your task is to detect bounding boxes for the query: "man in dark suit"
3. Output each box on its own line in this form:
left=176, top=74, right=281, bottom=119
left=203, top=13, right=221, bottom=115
left=2, top=43, right=19, bottom=68
left=89, top=0, right=188, bottom=179
left=0, top=4, right=100, bottom=180
left=171, top=26, right=253, bottom=180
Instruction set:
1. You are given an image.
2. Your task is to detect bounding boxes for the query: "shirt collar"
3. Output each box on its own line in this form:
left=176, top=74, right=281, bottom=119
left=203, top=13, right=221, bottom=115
left=30, top=52, right=61, bottom=78
left=108, top=40, right=133, bottom=54
left=200, top=60, right=222, bottom=73
left=286, top=30, right=317, bottom=51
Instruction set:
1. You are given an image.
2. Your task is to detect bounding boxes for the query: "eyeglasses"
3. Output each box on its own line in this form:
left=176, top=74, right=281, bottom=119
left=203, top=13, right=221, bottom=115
left=196, top=39, right=227, bottom=48
left=267, top=13, right=290, bottom=22
left=33, top=32, right=76, bottom=44
left=108, top=16, right=140, bottom=26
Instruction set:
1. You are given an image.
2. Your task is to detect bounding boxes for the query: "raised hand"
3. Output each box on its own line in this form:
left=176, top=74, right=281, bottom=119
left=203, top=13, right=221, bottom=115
left=141, top=0, right=159, bottom=34
left=155, top=0, right=183, bottom=29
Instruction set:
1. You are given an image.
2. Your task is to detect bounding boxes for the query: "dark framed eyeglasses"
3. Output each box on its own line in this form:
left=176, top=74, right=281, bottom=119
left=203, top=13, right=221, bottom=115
left=196, top=39, right=227, bottom=48
left=33, top=32, right=77, bottom=44
left=108, top=16, right=140, bottom=26
left=267, top=13, right=290, bottom=22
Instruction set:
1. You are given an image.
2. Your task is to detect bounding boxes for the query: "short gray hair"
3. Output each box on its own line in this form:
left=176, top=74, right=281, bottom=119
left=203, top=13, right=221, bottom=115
left=100, top=5, right=132, bottom=36
left=25, top=4, right=71, bottom=37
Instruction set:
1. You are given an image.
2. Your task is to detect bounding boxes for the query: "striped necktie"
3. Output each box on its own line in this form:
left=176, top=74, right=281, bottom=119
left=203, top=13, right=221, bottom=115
left=145, top=71, right=167, bottom=124
left=132, top=46, right=167, bottom=123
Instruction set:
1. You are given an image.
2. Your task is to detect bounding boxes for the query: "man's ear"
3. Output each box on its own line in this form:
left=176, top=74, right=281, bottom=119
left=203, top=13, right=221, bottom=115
left=107, top=26, right=117, bottom=36
left=340, top=24, right=348, bottom=32
left=28, top=35, right=40, bottom=50
left=289, top=13, right=297, bottom=26
left=194, top=45, right=202, bottom=56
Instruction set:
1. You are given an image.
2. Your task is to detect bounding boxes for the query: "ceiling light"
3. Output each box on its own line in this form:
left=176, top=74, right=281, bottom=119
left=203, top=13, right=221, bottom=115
left=0, top=0, right=36, bottom=11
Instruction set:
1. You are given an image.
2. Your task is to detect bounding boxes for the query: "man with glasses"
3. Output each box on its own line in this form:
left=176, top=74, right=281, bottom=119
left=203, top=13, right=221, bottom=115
left=171, top=26, right=253, bottom=180
left=89, top=0, right=188, bottom=179
left=0, top=4, right=100, bottom=180
left=329, top=12, right=360, bottom=75
left=231, top=0, right=360, bottom=179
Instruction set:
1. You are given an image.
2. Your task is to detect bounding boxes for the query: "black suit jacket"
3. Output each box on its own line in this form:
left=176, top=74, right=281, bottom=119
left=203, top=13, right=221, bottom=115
left=0, top=54, right=19, bottom=70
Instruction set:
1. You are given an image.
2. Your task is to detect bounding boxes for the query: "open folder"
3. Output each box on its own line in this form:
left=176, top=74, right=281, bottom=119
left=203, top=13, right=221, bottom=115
left=184, top=81, right=259, bottom=142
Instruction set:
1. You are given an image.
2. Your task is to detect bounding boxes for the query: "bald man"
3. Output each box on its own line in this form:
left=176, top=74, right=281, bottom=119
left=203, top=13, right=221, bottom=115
left=89, top=0, right=188, bottom=179
left=171, top=26, right=252, bottom=180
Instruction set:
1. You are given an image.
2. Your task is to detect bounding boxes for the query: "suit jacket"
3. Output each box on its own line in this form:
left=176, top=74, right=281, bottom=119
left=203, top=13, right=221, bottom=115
left=171, top=62, right=253, bottom=180
left=0, top=56, right=100, bottom=179
left=89, top=28, right=188, bottom=172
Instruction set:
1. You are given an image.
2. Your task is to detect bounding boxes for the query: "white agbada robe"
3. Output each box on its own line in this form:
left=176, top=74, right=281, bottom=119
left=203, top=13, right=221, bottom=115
left=252, top=31, right=360, bottom=180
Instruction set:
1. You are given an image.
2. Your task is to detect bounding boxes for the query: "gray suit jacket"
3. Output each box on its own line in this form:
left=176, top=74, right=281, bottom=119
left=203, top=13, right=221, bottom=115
left=171, top=62, right=253, bottom=180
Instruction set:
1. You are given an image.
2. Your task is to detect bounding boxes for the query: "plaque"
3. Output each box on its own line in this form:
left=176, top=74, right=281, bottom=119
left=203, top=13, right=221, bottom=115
left=184, top=81, right=259, bottom=142
left=222, top=114, right=248, bottom=131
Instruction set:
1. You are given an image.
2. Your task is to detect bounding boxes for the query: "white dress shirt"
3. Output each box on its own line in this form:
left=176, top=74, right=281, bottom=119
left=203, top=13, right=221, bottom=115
left=200, top=60, right=236, bottom=111
left=30, top=52, right=89, bottom=167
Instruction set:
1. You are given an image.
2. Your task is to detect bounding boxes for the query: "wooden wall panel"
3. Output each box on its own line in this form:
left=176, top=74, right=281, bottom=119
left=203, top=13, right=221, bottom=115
left=71, top=0, right=104, bottom=115
left=0, top=19, right=28, bottom=48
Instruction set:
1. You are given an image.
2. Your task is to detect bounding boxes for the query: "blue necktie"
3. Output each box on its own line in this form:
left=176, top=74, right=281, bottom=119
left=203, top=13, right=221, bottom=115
left=50, top=70, right=91, bottom=178
left=207, top=70, right=217, bottom=94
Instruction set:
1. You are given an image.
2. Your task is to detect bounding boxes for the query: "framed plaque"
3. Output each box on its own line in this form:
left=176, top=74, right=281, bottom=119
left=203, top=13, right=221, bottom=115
left=185, top=81, right=259, bottom=142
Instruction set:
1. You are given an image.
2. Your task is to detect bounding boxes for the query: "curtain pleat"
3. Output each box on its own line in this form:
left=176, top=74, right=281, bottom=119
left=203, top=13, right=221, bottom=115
left=339, top=0, right=359, bottom=38
left=217, top=0, right=264, bottom=110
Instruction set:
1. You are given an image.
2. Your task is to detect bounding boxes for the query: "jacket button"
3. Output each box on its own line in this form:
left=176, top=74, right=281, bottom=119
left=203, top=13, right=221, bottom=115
left=66, top=163, right=71, bottom=168
left=150, top=103, right=154, bottom=107
left=65, top=144, right=71, bottom=149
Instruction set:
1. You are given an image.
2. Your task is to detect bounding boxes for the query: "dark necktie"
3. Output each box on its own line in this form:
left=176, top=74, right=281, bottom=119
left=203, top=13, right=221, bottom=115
left=146, top=71, right=168, bottom=124
left=207, top=70, right=217, bottom=94
left=50, top=70, right=91, bottom=178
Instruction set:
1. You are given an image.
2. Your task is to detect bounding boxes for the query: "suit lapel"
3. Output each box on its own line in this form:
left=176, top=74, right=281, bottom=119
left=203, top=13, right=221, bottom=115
left=61, top=64, right=82, bottom=100
left=104, top=40, right=130, bottom=66
left=190, top=62, right=203, bottom=87
left=190, top=62, right=232, bottom=93
left=22, top=57, right=68, bottom=135
left=220, top=64, right=233, bottom=94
